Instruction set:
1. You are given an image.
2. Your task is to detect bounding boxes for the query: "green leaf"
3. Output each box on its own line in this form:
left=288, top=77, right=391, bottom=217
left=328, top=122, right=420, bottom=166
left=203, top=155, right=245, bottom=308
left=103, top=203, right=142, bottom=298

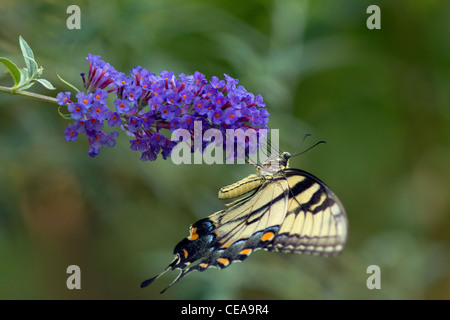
left=35, top=78, right=56, bottom=90
left=17, top=68, right=31, bottom=88
left=0, top=57, right=21, bottom=87
left=34, top=66, right=44, bottom=79
left=19, top=36, right=36, bottom=78
left=58, top=106, right=73, bottom=120
left=57, top=73, right=80, bottom=92
left=16, top=82, right=34, bottom=91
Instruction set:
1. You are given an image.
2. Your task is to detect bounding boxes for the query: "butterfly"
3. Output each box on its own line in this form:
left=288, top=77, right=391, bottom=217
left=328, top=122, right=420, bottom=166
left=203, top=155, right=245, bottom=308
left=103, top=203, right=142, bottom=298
left=141, top=148, right=348, bottom=293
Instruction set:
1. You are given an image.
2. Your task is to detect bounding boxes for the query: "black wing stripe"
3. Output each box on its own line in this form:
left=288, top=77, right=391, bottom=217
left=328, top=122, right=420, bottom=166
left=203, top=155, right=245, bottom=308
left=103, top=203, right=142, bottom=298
left=216, top=180, right=287, bottom=248
left=268, top=171, right=346, bottom=256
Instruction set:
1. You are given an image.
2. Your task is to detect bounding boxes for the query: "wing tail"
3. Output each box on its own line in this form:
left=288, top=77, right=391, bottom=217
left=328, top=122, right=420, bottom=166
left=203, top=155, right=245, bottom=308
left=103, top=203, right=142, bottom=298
left=140, top=255, right=180, bottom=289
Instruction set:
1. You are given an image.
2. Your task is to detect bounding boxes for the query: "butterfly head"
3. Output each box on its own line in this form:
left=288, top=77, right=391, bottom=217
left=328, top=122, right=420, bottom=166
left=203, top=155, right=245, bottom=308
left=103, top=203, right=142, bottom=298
left=282, top=152, right=291, bottom=165
left=258, top=151, right=290, bottom=176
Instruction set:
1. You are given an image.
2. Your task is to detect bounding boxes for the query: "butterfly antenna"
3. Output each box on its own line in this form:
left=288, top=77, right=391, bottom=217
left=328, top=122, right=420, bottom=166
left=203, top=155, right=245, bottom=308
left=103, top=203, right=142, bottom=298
left=291, top=134, right=326, bottom=157
left=297, top=140, right=327, bottom=157
left=290, top=133, right=311, bottom=156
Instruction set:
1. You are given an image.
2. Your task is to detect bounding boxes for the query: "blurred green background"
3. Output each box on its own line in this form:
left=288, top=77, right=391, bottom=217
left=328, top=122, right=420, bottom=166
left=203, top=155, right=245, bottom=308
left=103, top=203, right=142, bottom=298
left=0, top=0, right=449, bottom=300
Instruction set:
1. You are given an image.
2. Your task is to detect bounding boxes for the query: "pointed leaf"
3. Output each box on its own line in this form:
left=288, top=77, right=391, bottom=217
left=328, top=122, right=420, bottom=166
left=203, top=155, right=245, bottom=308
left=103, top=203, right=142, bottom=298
left=19, top=36, right=36, bottom=77
left=0, top=57, right=21, bottom=86
left=35, top=78, right=56, bottom=90
left=57, top=73, right=80, bottom=92
left=17, top=68, right=31, bottom=87
left=16, top=82, right=34, bottom=91
left=58, top=106, right=73, bottom=120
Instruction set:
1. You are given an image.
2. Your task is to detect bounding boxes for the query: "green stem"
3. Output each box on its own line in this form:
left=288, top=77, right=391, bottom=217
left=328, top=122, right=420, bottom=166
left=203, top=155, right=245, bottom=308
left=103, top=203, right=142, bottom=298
left=0, top=85, right=58, bottom=104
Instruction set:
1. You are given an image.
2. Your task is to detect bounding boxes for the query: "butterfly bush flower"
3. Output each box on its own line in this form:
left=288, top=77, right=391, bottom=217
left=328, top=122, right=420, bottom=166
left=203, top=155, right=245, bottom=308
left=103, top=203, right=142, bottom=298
left=59, top=55, right=269, bottom=161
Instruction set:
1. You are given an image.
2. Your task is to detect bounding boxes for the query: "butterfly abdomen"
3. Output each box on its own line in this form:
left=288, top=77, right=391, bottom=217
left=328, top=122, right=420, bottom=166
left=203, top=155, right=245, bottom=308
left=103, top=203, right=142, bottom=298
left=218, top=174, right=264, bottom=199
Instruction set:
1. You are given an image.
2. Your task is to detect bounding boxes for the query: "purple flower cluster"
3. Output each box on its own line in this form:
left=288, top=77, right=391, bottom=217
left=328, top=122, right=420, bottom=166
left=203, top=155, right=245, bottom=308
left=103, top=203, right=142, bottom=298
left=57, top=54, right=269, bottom=161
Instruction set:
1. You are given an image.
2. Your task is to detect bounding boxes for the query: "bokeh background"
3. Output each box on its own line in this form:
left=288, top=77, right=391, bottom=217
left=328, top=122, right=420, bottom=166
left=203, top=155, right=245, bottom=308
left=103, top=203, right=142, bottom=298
left=0, top=0, right=449, bottom=300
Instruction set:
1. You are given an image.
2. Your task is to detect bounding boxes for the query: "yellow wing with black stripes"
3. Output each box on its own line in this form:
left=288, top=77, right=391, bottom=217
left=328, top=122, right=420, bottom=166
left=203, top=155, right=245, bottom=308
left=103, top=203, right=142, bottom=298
left=141, top=152, right=348, bottom=293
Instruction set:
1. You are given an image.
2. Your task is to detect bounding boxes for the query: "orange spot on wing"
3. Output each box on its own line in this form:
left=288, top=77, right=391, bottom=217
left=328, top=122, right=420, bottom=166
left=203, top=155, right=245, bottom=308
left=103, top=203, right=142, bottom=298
left=217, top=258, right=229, bottom=266
left=188, top=227, right=199, bottom=241
left=183, top=249, right=188, bottom=259
left=240, top=248, right=252, bottom=256
left=261, top=231, right=275, bottom=242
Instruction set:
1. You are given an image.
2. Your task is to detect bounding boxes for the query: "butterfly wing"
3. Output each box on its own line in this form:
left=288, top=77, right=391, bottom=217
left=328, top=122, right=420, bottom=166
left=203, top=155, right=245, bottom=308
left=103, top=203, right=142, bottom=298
left=141, top=178, right=290, bottom=292
left=141, top=168, right=348, bottom=293
left=266, top=169, right=348, bottom=256
left=206, top=177, right=290, bottom=263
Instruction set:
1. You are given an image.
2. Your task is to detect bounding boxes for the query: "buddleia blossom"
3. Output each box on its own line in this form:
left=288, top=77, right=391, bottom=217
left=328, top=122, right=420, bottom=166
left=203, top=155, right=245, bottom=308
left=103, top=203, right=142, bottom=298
left=58, top=55, right=269, bottom=161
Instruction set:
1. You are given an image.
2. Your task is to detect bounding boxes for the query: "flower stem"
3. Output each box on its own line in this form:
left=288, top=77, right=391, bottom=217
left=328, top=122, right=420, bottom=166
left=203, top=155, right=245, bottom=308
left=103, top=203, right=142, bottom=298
left=0, top=85, right=58, bottom=104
